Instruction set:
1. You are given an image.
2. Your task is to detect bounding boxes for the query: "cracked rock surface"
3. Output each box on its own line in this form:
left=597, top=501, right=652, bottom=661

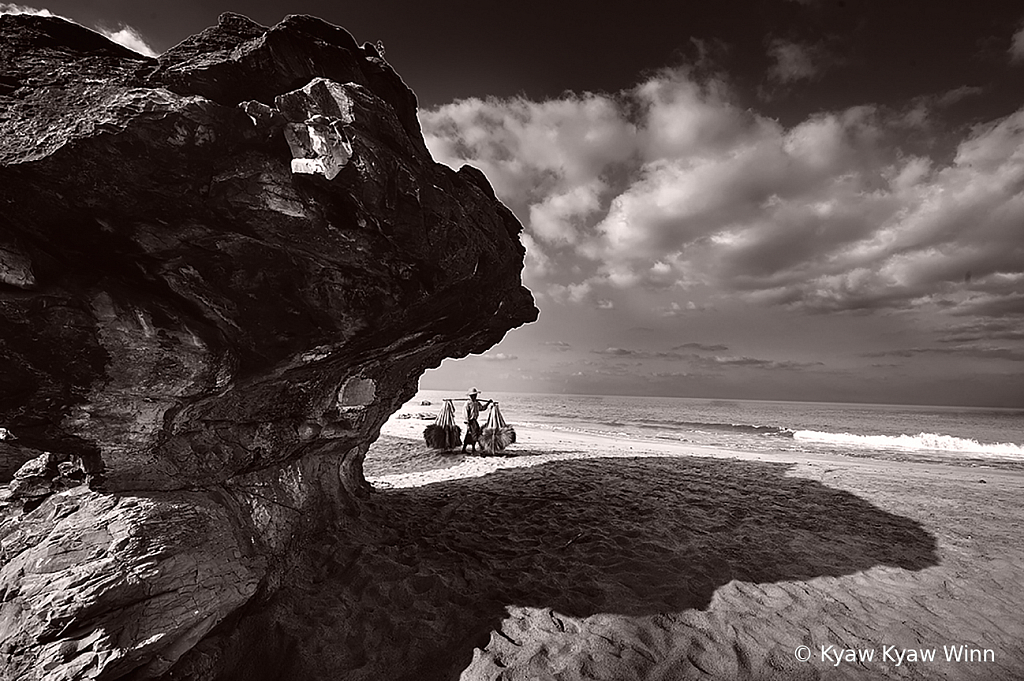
left=0, top=12, right=536, bottom=680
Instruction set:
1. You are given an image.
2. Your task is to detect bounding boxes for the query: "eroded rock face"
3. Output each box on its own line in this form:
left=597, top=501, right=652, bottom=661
left=0, top=12, right=536, bottom=680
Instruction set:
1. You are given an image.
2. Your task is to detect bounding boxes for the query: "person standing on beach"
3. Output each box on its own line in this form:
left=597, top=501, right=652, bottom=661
left=462, top=387, right=492, bottom=454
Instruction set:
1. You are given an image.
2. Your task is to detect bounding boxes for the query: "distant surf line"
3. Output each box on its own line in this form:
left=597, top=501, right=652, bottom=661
left=793, top=430, right=1024, bottom=457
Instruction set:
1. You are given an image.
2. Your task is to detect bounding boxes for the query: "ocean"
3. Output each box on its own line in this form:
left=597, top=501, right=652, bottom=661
left=403, top=390, right=1024, bottom=469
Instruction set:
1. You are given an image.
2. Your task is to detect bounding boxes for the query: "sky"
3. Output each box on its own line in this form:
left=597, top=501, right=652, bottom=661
left=3, top=1, right=1023, bottom=407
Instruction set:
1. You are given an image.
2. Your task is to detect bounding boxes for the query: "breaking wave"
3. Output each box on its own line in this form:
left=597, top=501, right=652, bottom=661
left=793, top=430, right=1024, bottom=457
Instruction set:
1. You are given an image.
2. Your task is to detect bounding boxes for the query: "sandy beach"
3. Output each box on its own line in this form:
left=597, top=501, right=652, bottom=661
left=258, top=416, right=1024, bottom=680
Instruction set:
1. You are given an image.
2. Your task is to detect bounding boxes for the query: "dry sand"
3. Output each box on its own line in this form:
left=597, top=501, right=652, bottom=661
left=270, top=416, right=1024, bottom=680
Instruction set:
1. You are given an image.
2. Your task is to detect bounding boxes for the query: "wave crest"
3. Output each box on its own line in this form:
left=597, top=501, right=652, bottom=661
left=793, top=430, right=1024, bottom=457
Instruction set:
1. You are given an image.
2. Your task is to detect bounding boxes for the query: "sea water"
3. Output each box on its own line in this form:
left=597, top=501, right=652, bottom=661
left=405, top=390, right=1024, bottom=469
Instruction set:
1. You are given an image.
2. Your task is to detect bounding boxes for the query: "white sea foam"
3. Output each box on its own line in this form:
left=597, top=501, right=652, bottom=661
left=792, top=430, right=1024, bottom=457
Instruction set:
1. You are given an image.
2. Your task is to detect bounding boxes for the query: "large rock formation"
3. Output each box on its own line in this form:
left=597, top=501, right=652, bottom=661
left=0, top=12, right=536, bottom=680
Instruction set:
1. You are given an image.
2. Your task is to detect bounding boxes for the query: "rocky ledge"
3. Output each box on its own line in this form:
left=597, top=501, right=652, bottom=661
left=0, top=12, right=536, bottom=680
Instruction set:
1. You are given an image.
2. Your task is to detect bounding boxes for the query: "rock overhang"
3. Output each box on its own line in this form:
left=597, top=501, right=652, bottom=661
left=0, top=11, right=537, bottom=492
left=0, top=11, right=536, bottom=680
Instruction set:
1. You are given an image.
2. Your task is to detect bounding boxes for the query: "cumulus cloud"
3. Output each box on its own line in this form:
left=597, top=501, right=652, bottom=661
left=529, top=182, right=603, bottom=245
left=419, top=65, right=1024, bottom=323
left=520, top=232, right=554, bottom=283
left=1011, top=22, right=1024, bottom=64
left=547, top=281, right=594, bottom=304
left=0, top=4, right=158, bottom=56
left=421, top=94, right=636, bottom=214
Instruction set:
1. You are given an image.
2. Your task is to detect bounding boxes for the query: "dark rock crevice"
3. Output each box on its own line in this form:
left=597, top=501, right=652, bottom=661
left=0, top=12, right=536, bottom=680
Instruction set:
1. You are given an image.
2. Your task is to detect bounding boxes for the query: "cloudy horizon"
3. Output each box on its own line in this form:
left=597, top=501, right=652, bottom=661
left=419, top=66, right=1023, bottom=407
left=4, top=0, right=1022, bottom=407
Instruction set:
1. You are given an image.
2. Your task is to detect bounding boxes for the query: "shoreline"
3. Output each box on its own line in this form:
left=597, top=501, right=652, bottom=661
left=368, top=418, right=1024, bottom=487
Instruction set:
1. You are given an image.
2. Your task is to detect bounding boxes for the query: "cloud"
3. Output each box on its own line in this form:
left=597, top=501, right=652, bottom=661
left=935, top=85, right=986, bottom=107
left=594, top=347, right=644, bottom=357
left=542, top=341, right=572, bottom=351
left=481, top=352, right=518, bottom=361
left=520, top=232, right=554, bottom=282
left=99, top=25, right=158, bottom=57
left=695, top=356, right=824, bottom=370
left=896, top=86, right=988, bottom=132
left=672, top=342, right=729, bottom=352
left=0, top=3, right=61, bottom=18
left=547, top=281, right=594, bottom=304
left=865, top=345, right=1024, bottom=362
left=592, top=347, right=686, bottom=360
left=0, top=4, right=158, bottom=56
left=766, top=39, right=833, bottom=84
left=659, top=302, right=682, bottom=317
left=591, top=346, right=822, bottom=371
left=660, top=300, right=710, bottom=314
left=650, top=371, right=698, bottom=379
left=938, top=319, right=1024, bottom=344
left=949, top=292, right=1024, bottom=318
left=420, top=67, right=1024, bottom=323
left=421, top=93, right=636, bottom=215
left=529, top=181, right=603, bottom=245
left=1010, top=21, right=1024, bottom=64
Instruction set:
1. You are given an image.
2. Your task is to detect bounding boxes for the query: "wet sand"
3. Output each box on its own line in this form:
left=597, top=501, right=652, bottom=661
left=276, top=420, right=1024, bottom=680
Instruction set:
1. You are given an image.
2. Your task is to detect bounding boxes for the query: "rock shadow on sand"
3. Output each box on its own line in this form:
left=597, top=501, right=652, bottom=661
left=198, top=455, right=939, bottom=681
